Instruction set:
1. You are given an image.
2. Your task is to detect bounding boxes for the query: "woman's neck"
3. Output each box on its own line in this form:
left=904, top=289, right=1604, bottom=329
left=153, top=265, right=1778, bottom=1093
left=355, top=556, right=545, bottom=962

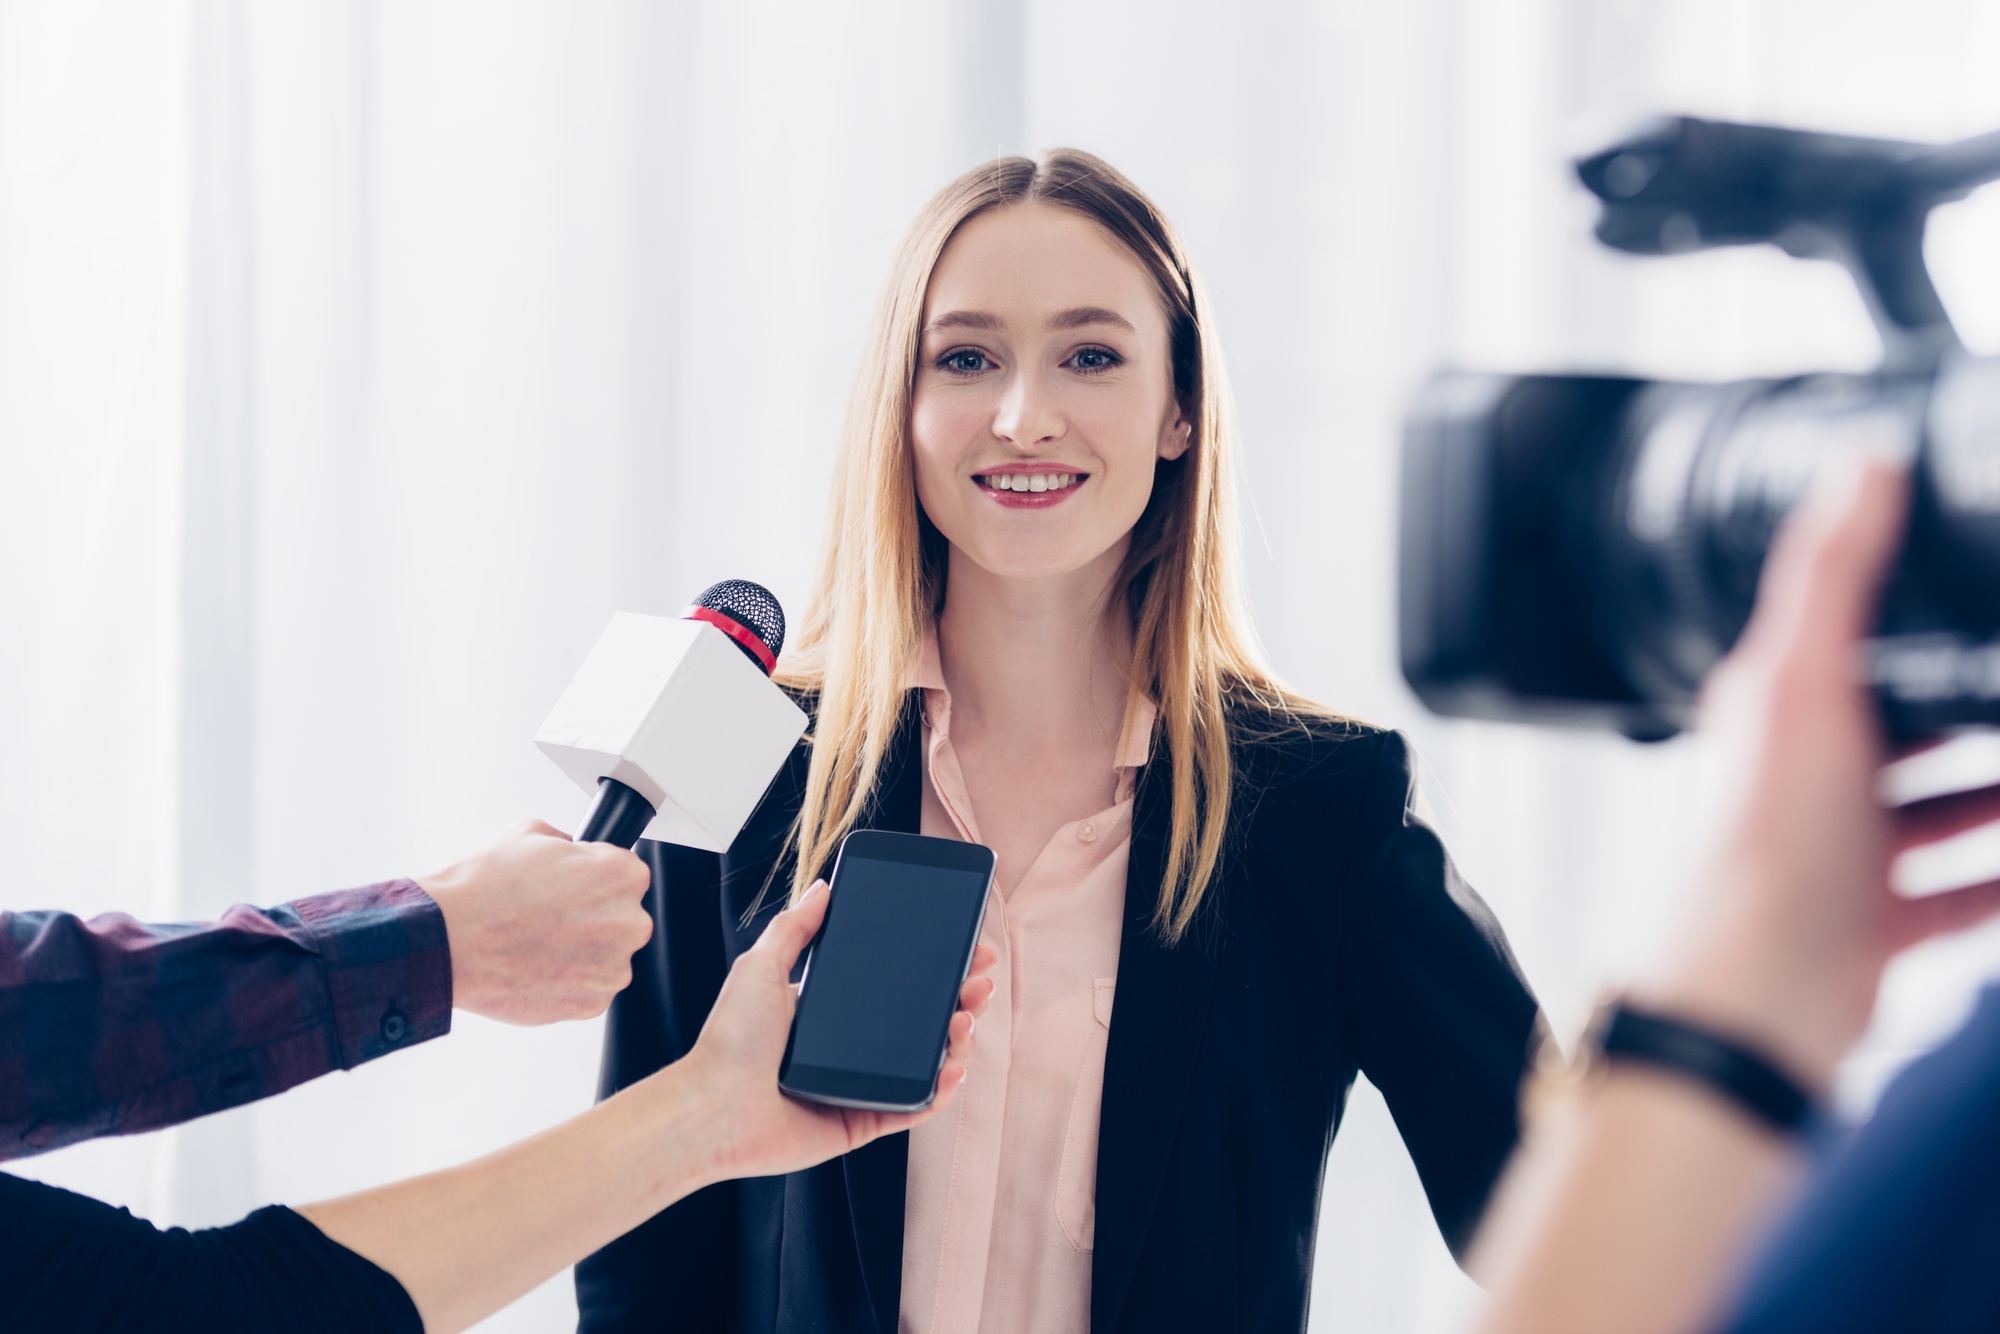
left=935, top=543, right=1132, bottom=757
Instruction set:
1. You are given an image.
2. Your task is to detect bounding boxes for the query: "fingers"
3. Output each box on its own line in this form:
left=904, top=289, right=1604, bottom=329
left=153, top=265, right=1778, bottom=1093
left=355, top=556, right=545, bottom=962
left=931, top=1061, right=968, bottom=1113
left=568, top=842, right=651, bottom=955
left=1892, top=783, right=2000, bottom=854
left=854, top=990, right=987, bottom=1148
left=748, top=880, right=829, bottom=972
left=1817, top=463, right=1907, bottom=649
left=570, top=838, right=651, bottom=891
left=1749, top=458, right=1909, bottom=661
left=523, top=818, right=571, bottom=841
left=1894, top=875, right=2000, bottom=947
left=957, top=973, right=995, bottom=1021
left=571, top=960, right=635, bottom=1020
left=967, top=942, right=999, bottom=981
left=615, top=899, right=655, bottom=955
left=945, top=1008, right=975, bottom=1063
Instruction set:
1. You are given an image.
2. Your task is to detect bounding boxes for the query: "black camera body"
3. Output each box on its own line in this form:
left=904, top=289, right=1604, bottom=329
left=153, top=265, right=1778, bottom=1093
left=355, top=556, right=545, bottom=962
left=1400, top=116, right=2000, bottom=741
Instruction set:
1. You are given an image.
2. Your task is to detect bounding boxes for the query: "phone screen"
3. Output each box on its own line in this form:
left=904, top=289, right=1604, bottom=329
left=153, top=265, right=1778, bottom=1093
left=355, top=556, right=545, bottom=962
left=780, top=831, right=994, bottom=1111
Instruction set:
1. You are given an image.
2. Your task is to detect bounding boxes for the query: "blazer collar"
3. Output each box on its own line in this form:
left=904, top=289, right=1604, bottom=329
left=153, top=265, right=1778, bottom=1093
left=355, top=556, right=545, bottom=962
left=842, top=691, right=924, bottom=1333
left=1091, top=757, right=1224, bottom=1334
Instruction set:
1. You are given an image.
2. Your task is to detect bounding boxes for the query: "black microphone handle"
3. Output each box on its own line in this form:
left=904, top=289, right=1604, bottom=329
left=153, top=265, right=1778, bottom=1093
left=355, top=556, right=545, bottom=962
left=578, top=777, right=657, bottom=848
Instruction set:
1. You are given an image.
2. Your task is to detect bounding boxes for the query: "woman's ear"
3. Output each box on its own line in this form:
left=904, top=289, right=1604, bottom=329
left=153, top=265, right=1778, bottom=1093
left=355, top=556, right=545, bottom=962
left=1159, top=409, right=1194, bottom=462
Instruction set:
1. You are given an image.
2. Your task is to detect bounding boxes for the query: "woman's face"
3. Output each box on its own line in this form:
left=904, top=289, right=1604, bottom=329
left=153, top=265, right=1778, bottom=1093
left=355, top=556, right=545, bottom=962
left=911, top=203, right=1190, bottom=584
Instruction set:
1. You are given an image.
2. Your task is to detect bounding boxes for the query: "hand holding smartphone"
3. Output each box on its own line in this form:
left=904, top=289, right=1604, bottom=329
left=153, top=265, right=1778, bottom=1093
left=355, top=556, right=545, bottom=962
left=779, top=830, right=996, bottom=1113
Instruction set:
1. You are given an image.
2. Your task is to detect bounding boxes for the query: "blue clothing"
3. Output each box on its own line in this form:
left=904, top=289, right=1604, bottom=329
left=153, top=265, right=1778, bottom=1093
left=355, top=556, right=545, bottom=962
left=1721, top=984, right=2000, bottom=1333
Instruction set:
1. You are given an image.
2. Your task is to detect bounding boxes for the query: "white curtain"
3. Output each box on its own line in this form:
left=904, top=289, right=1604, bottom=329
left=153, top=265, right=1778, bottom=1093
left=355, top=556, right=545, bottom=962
left=5, top=2, right=2000, bottom=1329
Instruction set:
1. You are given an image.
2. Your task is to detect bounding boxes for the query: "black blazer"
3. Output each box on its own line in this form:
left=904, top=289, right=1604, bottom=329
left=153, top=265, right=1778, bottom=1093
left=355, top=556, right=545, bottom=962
left=577, top=696, right=1539, bottom=1334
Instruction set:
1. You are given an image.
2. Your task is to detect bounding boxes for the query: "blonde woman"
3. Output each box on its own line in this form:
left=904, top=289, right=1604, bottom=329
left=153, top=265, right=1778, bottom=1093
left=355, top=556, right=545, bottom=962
left=580, top=151, right=1540, bottom=1334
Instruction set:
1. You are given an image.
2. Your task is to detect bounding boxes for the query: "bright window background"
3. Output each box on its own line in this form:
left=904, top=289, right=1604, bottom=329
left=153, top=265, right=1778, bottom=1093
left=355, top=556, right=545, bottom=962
left=4, top=2, right=2000, bottom=1330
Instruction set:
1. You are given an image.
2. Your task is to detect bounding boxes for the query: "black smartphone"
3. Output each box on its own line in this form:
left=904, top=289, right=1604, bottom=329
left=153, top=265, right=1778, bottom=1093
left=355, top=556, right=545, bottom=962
left=778, top=829, right=996, bottom=1112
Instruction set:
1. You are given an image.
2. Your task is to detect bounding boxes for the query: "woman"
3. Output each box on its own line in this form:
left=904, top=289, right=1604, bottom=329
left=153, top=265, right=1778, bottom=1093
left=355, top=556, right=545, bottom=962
left=579, top=150, right=1539, bottom=1334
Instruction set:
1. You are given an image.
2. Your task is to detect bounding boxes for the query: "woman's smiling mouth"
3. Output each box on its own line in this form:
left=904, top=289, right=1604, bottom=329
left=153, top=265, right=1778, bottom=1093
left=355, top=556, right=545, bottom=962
left=974, top=466, right=1087, bottom=507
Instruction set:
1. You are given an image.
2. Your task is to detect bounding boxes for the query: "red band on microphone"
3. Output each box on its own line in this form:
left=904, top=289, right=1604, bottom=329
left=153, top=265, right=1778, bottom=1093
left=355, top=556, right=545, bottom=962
left=683, top=605, right=778, bottom=675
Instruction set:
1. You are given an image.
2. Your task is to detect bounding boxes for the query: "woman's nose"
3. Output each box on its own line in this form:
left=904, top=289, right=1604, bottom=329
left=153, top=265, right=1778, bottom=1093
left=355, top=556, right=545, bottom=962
left=991, top=369, right=1063, bottom=450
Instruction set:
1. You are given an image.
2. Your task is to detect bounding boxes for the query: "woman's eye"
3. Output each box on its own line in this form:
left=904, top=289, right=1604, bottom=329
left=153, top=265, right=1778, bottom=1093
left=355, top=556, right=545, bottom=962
left=937, top=349, right=992, bottom=375
left=1068, top=346, right=1123, bottom=373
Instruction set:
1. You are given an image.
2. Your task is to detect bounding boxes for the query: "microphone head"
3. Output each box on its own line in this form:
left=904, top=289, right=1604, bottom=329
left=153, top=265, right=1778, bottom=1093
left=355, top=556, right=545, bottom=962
left=684, top=579, right=786, bottom=676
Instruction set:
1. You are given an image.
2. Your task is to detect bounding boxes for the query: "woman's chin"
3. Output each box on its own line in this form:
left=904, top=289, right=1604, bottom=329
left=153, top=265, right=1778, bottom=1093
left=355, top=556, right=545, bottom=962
left=949, top=538, right=1128, bottom=588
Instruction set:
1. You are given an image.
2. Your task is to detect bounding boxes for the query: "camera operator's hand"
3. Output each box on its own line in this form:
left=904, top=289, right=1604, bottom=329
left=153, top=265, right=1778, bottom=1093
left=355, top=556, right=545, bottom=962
left=1642, top=460, right=2000, bottom=1090
left=1475, top=460, right=2000, bottom=1334
left=677, top=880, right=998, bottom=1181
left=419, top=821, right=653, bottom=1025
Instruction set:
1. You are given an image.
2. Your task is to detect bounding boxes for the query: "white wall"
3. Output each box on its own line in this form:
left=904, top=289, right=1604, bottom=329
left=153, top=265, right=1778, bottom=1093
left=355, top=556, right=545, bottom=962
left=5, top=2, right=2000, bottom=1329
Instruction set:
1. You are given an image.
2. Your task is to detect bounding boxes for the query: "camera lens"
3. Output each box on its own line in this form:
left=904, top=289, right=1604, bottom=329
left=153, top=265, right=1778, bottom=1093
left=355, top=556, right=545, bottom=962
left=1400, top=356, right=2000, bottom=742
left=1598, top=373, right=1929, bottom=706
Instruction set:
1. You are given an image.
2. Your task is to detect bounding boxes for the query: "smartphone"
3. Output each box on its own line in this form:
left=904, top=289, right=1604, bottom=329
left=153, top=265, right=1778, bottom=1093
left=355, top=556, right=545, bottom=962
left=778, top=829, right=996, bottom=1112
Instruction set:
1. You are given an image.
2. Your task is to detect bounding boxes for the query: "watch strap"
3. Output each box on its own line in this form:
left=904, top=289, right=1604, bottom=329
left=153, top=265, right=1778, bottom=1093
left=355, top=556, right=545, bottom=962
left=1595, top=1001, right=1817, bottom=1136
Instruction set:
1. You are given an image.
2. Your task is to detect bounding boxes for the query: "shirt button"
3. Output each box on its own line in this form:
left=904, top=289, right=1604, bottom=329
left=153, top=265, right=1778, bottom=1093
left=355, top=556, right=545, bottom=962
left=1078, top=820, right=1098, bottom=843
left=380, top=1010, right=409, bottom=1044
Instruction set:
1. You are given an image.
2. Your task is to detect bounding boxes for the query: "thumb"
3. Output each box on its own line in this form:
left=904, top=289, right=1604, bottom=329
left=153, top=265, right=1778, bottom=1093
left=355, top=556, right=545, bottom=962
left=748, top=881, right=829, bottom=974
left=1748, top=457, right=1908, bottom=660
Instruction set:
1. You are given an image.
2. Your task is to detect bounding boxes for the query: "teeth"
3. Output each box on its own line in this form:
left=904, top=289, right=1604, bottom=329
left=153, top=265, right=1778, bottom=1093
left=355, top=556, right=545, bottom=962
left=983, top=473, right=1078, bottom=492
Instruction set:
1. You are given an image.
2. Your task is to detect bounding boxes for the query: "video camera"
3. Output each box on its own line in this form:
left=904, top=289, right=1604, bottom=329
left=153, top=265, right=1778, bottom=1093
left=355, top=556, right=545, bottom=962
left=1400, top=115, right=2000, bottom=742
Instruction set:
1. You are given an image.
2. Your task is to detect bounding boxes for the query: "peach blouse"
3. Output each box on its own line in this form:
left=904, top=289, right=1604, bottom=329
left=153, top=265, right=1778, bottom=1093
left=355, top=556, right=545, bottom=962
left=897, top=633, right=1154, bottom=1334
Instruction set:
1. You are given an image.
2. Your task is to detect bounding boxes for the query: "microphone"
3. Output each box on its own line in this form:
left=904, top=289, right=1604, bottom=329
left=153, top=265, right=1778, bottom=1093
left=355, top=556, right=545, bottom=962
left=535, top=580, right=809, bottom=850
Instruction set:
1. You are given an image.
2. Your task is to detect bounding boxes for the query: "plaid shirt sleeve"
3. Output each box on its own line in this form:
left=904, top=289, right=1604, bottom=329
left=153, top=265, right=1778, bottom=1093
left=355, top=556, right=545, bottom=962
left=0, top=879, right=452, bottom=1161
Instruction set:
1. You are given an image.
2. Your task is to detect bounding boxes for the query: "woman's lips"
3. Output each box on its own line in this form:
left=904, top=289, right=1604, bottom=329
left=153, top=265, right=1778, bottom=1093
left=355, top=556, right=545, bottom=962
left=973, top=469, right=1087, bottom=508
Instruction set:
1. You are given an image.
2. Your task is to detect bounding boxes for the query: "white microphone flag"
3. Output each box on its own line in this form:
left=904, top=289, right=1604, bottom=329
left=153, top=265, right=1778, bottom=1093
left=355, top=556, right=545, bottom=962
left=536, top=612, right=808, bottom=851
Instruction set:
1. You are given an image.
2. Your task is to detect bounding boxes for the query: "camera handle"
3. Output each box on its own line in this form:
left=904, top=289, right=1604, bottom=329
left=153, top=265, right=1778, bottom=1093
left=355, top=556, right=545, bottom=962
left=1578, top=117, right=2000, bottom=374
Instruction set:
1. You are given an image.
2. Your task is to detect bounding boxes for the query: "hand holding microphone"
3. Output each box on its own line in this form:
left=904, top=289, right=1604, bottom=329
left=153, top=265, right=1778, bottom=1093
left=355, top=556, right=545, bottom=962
left=420, top=581, right=805, bottom=1029
left=418, top=821, right=653, bottom=1025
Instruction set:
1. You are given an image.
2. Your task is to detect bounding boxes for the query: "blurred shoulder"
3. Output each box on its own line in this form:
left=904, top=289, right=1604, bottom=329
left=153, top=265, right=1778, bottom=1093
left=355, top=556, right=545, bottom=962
left=1224, top=698, right=1411, bottom=806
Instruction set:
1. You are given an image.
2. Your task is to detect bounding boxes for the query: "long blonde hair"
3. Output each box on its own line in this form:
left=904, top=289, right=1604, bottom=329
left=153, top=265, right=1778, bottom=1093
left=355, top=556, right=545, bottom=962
left=777, top=149, right=1324, bottom=943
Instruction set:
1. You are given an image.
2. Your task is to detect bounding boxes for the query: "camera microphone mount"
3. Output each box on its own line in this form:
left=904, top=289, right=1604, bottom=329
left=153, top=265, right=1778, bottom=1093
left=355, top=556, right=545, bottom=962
left=1577, top=116, right=2000, bottom=372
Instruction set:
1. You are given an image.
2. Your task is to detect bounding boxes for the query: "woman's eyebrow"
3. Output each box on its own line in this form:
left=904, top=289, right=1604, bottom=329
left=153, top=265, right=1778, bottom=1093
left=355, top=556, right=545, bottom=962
left=924, top=310, right=1002, bottom=333
left=1047, top=306, right=1135, bottom=332
left=923, top=306, right=1137, bottom=335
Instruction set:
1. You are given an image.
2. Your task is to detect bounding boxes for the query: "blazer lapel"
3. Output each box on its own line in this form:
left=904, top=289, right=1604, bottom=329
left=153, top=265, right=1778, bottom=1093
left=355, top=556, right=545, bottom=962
left=842, top=1133, right=910, bottom=1334
left=841, top=691, right=925, bottom=1333
left=1091, top=761, right=1224, bottom=1334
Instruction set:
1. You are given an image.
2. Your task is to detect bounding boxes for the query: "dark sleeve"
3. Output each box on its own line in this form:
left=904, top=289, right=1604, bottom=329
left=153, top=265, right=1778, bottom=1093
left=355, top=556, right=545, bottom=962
left=1716, top=985, right=2000, bottom=1334
left=1339, top=729, right=1541, bottom=1261
left=0, top=1171, right=422, bottom=1334
left=576, top=838, right=737, bottom=1334
left=0, top=881, right=452, bottom=1161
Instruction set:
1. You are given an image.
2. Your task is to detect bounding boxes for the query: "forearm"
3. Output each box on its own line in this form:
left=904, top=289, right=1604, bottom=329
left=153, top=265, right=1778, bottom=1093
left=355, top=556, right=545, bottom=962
left=1473, top=1068, right=1803, bottom=1334
left=0, top=884, right=449, bottom=1159
left=300, top=1061, right=725, bottom=1334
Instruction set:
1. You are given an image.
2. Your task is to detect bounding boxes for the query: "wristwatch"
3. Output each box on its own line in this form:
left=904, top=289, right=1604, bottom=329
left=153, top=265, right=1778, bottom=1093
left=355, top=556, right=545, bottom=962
left=1525, top=997, right=1820, bottom=1137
